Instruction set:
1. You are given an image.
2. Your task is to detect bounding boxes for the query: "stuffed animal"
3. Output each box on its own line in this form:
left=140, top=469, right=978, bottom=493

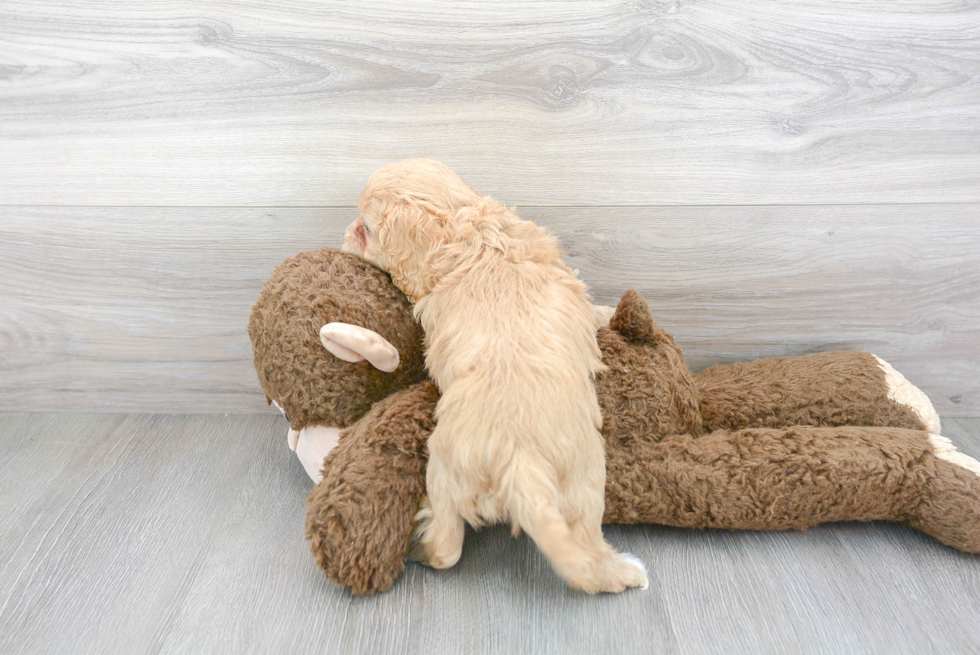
left=249, top=247, right=980, bottom=595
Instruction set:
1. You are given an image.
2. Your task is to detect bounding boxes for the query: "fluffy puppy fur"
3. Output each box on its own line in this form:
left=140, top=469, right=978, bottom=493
left=342, top=159, right=647, bottom=593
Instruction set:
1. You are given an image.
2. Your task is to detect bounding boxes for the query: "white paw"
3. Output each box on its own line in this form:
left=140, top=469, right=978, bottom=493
left=413, top=497, right=433, bottom=539
left=929, top=434, right=980, bottom=479
left=874, top=355, right=941, bottom=434
left=619, top=552, right=650, bottom=590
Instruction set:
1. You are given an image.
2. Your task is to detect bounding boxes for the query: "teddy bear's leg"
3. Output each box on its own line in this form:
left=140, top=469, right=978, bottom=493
left=908, top=434, right=980, bottom=553
left=694, top=351, right=938, bottom=432
left=602, top=425, right=980, bottom=554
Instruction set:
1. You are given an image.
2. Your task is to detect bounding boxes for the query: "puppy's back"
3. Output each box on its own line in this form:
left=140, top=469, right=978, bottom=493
left=418, top=248, right=605, bottom=525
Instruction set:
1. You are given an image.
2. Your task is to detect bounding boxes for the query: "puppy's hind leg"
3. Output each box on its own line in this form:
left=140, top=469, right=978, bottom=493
left=561, top=460, right=648, bottom=593
left=413, top=460, right=466, bottom=570
left=567, top=515, right=648, bottom=593
left=515, top=493, right=647, bottom=594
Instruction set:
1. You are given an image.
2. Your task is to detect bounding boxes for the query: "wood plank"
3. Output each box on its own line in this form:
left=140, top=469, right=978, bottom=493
left=0, top=207, right=323, bottom=414
left=0, top=413, right=127, bottom=584
left=2, top=0, right=979, bottom=205
left=2, top=205, right=976, bottom=414
left=1, top=414, right=978, bottom=653
left=158, top=412, right=422, bottom=654
left=0, top=413, right=278, bottom=655
left=531, top=204, right=980, bottom=417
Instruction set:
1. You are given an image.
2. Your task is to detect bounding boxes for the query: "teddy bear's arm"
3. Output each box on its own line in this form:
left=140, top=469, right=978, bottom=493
left=693, top=351, right=940, bottom=433
left=603, top=425, right=980, bottom=553
left=305, top=380, right=439, bottom=595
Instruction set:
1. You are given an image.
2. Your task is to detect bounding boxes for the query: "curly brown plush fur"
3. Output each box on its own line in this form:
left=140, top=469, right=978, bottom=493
left=249, top=249, right=426, bottom=430
left=249, top=248, right=979, bottom=595
left=695, top=350, right=925, bottom=431
left=306, top=382, right=439, bottom=594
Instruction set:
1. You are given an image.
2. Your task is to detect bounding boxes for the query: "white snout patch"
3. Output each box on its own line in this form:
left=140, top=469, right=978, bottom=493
left=288, top=425, right=342, bottom=484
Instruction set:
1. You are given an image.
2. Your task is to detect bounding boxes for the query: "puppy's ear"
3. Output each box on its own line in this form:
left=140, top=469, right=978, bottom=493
left=409, top=199, right=452, bottom=244
left=381, top=198, right=452, bottom=253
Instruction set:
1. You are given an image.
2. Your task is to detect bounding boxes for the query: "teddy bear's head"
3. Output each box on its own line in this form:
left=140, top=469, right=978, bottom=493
left=249, top=248, right=427, bottom=430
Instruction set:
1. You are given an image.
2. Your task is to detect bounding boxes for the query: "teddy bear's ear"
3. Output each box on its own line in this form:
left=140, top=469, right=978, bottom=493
left=609, top=289, right=658, bottom=344
left=319, top=323, right=400, bottom=372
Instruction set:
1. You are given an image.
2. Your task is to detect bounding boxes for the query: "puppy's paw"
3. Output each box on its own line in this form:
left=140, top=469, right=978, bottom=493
left=407, top=497, right=435, bottom=567
left=617, top=553, right=649, bottom=590
left=589, top=553, right=649, bottom=594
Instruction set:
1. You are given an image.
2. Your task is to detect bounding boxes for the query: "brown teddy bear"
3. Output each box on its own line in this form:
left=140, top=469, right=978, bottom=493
left=249, top=247, right=980, bottom=595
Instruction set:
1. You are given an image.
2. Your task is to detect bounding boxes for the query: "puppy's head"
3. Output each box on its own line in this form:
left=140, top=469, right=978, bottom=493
left=343, top=159, right=483, bottom=301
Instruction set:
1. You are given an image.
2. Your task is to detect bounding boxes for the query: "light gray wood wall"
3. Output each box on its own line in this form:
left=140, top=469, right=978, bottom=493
left=3, top=0, right=980, bottom=205
left=3, top=206, right=977, bottom=415
left=2, top=1, right=978, bottom=414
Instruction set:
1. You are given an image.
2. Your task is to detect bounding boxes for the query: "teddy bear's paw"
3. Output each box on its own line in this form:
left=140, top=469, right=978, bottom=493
left=908, top=436, right=980, bottom=555
left=929, top=434, right=980, bottom=479
left=874, top=355, right=941, bottom=434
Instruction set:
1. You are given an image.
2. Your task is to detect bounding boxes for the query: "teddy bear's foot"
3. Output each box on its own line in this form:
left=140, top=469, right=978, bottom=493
left=930, top=433, right=980, bottom=478
left=874, top=356, right=941, bottom=434
left=909, top=434, right=980, bottom=554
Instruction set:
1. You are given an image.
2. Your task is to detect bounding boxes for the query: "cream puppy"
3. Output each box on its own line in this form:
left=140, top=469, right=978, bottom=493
left=342, top=159, right=647, bottom=593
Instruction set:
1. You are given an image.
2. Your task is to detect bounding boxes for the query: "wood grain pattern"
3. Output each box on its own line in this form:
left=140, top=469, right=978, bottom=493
left=1, top=413, right=979, bottom=654
left=2, top=0, right=977, bottom=649
left=0, top=414, right=280, bottom=654
left=2, top=205, right=976, bottom=414
left=532, top=204, right=980, bottom=416
left=2, top=0, right=979, bottom=205
left=0, top=413, right=127, bottom=587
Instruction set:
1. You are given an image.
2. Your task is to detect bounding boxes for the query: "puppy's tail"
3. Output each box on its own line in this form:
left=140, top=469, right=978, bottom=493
left=509, top=481, right=648, bottom=594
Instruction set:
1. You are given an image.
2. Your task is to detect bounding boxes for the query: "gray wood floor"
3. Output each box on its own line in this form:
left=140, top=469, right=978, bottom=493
left=2, top=413, right=979, bottom=654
